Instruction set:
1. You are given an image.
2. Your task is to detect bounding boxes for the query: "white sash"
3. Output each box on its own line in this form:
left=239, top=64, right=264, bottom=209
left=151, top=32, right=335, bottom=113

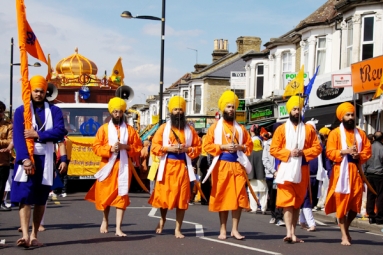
left=157, top=122, right=195, bottom=182
left=275, top=120, right=306, bottom=184
left=14, top=102, right=54, bottom=186
left=94, top=121, right=130, bottom=196
left=202, top=118, right=251, bottom=184
left=335, top=124, right=362, bottom=194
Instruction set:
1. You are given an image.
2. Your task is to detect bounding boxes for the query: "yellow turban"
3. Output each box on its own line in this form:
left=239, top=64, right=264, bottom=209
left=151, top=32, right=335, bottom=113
left=30, top=75, right=47, bottom=91
left=108, top=97, right=127, bottom=114
left=286, top=96, right=304, bottom=113
left=336, top=102, right=354, bottom=121
left=168, top=96, right=186, bottom=112
left=218, top=91, right=239, bottom=112
left=319, top=127, right=330, bottom=136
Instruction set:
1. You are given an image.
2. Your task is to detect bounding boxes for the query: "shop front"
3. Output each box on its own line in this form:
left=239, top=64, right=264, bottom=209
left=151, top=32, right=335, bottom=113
left=247, top=102, right=277, bottom=130
left=305, top=67, right=354, bottom=129
left=351, top=55, right=383, bottom=133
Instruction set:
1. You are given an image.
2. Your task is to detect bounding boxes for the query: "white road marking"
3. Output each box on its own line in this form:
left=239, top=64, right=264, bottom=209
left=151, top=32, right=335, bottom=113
left=148, top=207, right=281, bottom=255
left=314, top=219, right=327, bottom=226
left=200, top=237, right=282, bottom=255
left=365, top=232, right=383, bottom=237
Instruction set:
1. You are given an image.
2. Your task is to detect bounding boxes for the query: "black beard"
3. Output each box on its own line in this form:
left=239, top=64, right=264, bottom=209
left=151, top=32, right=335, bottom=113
left=342, top=118, right=355, bottom=130
left=170, top=113, right=186, bottom=129
left=112, top=117, right=123, bottom=125
left=223, top=111, right=234, bottom=122
left=289, top=113, right=300, bottom=125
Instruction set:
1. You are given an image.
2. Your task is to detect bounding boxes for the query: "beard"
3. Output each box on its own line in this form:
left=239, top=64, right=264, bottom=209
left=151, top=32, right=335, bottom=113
left=112, top=116, right=123, bottom=125
left=289, top=113, right=300, bottom=124
left=223, top=111, right=235, bottom=122
left=170, top=113, right=186, bottom=129
left=342, top=118, right=355, bottom=130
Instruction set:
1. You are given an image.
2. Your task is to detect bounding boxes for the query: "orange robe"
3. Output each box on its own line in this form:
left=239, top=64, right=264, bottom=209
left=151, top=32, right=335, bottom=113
left=85, top=123, right=142, bottom=210
left=324, top=127, right=371, bottom=218
left=270, top=123, right=321, bottom=209
left=148, top=123, right=201, bottom=210
left=204, top=120, right=253, bottom=212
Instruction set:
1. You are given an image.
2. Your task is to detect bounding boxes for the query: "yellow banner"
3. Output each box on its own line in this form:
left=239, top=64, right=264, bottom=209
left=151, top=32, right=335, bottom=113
left=152, top=115, right=159, bottom=124
left=67, top=136, right=101, bottom=176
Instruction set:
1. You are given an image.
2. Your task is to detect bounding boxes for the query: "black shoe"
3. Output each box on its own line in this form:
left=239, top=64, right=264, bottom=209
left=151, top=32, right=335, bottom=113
left=369, top=217, right=376, bottom=224
left=0, top=202, right=11, bottom=211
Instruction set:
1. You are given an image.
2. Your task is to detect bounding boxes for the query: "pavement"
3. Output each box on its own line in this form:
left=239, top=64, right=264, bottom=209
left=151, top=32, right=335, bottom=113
left=313, top=210, right=383, bottom=234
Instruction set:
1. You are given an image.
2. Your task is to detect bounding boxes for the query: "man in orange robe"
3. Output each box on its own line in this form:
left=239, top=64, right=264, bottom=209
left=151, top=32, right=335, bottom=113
left=203, top=91, right=253, bottom=240
left=270, top=96, right=321, bottom=243
left=148, top=96, right=201, bottom=238
left=85, top=97, right=142, bottom=237
left=325, top=102, right=371, bottom=245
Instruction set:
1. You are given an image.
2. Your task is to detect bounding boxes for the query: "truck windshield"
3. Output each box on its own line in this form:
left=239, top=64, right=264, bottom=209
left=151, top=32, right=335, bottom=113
left=60, top=108, right=110, bottom=136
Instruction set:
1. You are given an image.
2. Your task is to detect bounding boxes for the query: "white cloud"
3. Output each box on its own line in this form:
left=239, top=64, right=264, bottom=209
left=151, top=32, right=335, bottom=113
left=142, top=23, right=204, bottom=37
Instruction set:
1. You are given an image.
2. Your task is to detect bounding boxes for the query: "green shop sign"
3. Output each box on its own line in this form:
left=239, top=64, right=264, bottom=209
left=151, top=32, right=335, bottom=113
left=237, top=99, right=246, bottom=111
left=249, top=105, right=274, bottom=121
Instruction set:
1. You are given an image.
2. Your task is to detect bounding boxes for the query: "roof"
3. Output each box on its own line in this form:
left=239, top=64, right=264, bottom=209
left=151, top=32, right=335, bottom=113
left=206, top=57, right=246, bottom=78
left=295, top=0, right=339, bottom=30
left=166, top=73, right=191, bottom=91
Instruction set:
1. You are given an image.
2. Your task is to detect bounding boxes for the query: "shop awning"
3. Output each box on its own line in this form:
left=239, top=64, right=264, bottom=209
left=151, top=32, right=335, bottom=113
left=304, top=105, right=339, bottom=129
left=363, top=99, right=382, bottom=115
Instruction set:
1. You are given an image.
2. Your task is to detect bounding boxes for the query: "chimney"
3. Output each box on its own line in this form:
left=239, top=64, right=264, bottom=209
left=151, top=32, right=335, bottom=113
left=194, top=64, right=208, bottom=72
left=236, top=36, right=262, bottom=55
left=212, top=39, right=229, bottom=62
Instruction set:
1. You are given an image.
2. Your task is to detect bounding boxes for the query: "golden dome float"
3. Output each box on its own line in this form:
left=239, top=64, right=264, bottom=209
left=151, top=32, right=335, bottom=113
left=55, top=47, right=98, bottom=79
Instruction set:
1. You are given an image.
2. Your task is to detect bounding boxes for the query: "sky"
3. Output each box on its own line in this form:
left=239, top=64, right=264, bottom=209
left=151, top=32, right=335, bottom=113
left=0, top=0, right=323, bottom=109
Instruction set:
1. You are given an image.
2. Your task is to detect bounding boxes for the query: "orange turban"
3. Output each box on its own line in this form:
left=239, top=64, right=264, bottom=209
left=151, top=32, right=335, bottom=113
left=286, top=96, right=304, bottom=113
left=30, top=75, right=47, bottom=91
left=336, top=102, right=354, bottom=121
left=218, top=91, right=239, bottom=112
left=108, top=97, right=127, bottom=114
left=168, top=96, right=186, bottom=112
left=319, top=127, right=330, bottom=136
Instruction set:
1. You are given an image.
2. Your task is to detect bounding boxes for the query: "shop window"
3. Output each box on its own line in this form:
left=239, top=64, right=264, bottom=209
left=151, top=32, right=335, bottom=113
left=183, top=90, right=189, bottom=114
left=256, top=65, right=264, bottom=99
left=193, top=85, right=201, bottom=114
left=316, top=37, right=326, bottom=75
left=346, top=19, right=353, bottom=66
left=282, top=52, right=292, bottom=72
left=361, top=16, right=374, bottom=60
left=231, top=89, right=245, bottom=99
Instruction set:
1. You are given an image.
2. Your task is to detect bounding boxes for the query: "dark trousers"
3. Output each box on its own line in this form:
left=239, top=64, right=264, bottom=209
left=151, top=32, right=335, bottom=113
left=199, top=156, right=211, bottom=204
left=266, top=178, right=283, bottom=221
left=0, top=165, right=10, bottom=202
left=366, top=175, right=383, bottom=224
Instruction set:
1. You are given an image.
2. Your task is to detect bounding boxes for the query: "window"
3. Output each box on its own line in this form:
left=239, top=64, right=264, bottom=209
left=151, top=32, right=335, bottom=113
left=193, top=85, right=201, bottom=113
left=303, top=41, right=309, bottom=70
left=346, top=19, right=353, bottom=66
left=316, top=37, right=326, bottom=75
left=231, top=89, right=245, bottom=99
left=183, top=90, right=189, bottom=114
left=361, top=16, right=374, bottom=60
left=256, top=65, right=264, bottom=99
left=282, top=52, right=292, bottom=72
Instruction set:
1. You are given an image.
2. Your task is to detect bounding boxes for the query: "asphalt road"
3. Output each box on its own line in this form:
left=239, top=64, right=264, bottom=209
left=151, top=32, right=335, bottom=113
left=1, top=192, right=382, bottom=255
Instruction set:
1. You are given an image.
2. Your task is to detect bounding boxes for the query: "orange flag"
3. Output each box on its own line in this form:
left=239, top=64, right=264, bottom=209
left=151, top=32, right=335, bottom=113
left=16, top=0, right=47, bottom=164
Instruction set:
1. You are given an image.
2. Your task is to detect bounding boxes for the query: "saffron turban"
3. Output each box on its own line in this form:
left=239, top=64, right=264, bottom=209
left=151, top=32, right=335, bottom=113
left=108, top=97, right=127, bottom=114
left=30, top=75, right=47, bottom=91
left=319, top=127, right=331, bottom=136
left=218, top=91, right=239, bottom=112
left=286, top=96, right=304, bottom=113
left=336, top=102, right=354, bottom=121
left=168, top=96, right=186, bottom=112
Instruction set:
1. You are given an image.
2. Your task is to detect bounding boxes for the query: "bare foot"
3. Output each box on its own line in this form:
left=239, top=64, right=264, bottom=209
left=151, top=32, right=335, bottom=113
left=155, top=219, right=165, bottom=234
left=175, top=230, right=185, bottom=239
left=231, top=231, right=245, bottom=240
left=100, top=220, right=108, bottom=234
left=347, top=233, right=352, bottom=242
left=16, top=238, right=30, bottom=248
left=292, top=236, right=304, bottom=243
left=38, top=225, right=46, bottom=232
left=300, top=222, right=308, bottom=229
left=115, top=230, right=127, bottom=237
left=218, top=233, right=227, bottom=240
left=29, top=239, right=44, bottom=247
left=341, top=236, right=351, bottom=246
left=306, top=226, right=316, bottom=232
left=283, top=236, right=292, bottom=243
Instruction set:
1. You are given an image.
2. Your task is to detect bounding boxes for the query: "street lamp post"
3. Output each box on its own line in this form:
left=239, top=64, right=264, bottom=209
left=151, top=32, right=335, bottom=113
left=121, top=0, right=166, bottom=124
left=9, top=37, right=41, bottom=120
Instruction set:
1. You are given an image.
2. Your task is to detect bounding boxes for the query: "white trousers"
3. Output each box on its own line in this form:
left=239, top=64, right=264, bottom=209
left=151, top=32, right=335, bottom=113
left=248, top=180, right=268, bottom=212
left=299, top=208, right=316, bottom=227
